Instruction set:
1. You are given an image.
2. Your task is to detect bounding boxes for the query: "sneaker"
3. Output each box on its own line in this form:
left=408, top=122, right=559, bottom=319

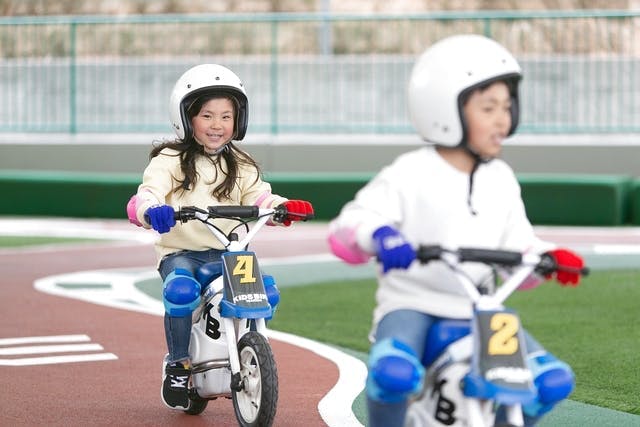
left=161, top=357, right=191, bottom=410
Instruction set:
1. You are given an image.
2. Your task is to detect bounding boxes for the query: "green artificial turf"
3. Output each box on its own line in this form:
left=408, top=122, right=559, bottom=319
left=269, top=278, right=376, bottom=352
left=0, top=235, right=99, bottom=247
left=509, top=269, right=640, bottom=415
left=4, top=234, right=637, bottom=415
left=268, top=269, right=640, bottom=415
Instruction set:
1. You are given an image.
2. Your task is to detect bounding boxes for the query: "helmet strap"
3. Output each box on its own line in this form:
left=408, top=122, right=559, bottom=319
left=463, top=144, right=492, bottom=216
left=204, top=143, right=230, bottom=156
left=467, top=160, right=479, bottom=216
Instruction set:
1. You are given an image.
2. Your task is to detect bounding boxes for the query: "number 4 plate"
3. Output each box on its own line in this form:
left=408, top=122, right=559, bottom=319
left=221, top=251, right=270, bottom=313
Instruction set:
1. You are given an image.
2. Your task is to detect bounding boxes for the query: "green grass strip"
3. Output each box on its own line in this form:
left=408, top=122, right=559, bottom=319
left=0, top=236, right=100, bottom=247
left=269, top=269, right=640, bottom=416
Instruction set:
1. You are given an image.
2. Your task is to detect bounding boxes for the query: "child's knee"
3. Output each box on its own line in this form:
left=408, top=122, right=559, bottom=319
left=524, top=352, right=574, bottom=417
left=367, top=338, right=425, bottom=404
left=163, top=268, right=201, bottom=317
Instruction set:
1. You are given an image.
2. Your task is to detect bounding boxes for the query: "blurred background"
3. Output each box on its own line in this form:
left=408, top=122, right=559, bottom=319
left=1, top=0, right=639, bottom=223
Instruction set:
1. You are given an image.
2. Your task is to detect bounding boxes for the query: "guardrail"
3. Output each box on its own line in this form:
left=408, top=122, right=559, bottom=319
left=1, top=10, right=639, bottom=134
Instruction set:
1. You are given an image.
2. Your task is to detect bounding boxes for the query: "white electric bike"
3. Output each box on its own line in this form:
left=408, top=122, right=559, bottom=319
left=403, top=245, right=588, bottom=427
left=171, top=204, right=311, bottom=426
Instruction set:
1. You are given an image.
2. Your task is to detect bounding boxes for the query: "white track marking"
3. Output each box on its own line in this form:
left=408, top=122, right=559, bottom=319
left=0, top=334, right=91, bottom=346
left=34, top=269, right=165, bottom=316
left=593, top=244, right=640, bottom=254
left=0, top=343, right=105, bottom=355
left=0, top=353, right=118, bottom=367
left=268, top=329, right=366, bottom=427
left=7, top=218, right=640, bottom=426
left=0, top=334, right=118, bottom=366
left=0, top=217, right=157, bottom=243
left=32, top=259, right=367, bottom=426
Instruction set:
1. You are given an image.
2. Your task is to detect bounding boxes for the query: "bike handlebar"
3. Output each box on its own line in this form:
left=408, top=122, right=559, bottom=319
left=416, top=245, right=522, bottom=266
left=174, top=205, right=266, bottom=222
left=416, top=245, right=589, bottom=276
left=173, top=204, right=314, bottom=224
left=208, top=205, right=260, bottom=218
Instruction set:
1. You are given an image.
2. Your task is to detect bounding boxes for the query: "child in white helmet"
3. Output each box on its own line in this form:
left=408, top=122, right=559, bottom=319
left=328, top=34, right=584, bottom=426
left=127, top=64, right=313, bottom=410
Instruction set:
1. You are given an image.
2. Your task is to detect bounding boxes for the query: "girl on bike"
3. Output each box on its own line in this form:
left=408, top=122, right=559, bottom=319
left=127, top=64, right=313, bottom=410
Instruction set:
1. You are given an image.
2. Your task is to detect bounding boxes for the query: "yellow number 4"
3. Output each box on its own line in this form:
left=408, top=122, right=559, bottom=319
left=232, top=255, right=256, bottom=284
left=488, top=313, right=519, bottom=356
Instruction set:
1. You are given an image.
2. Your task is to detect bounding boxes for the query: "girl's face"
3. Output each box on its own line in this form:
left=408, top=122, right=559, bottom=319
left=463, top=81, right=512, bottom=159
left=191, top=97, right=235, bottom=154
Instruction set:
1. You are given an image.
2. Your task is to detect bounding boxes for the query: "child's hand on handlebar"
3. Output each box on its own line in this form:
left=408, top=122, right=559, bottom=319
left=277, top=200, right=314, bottom=226
left=145, top=205, right=176, bottom=233
left=373, top=226, right=416, bottom=273
left=539, top=248, right=585, bottom=286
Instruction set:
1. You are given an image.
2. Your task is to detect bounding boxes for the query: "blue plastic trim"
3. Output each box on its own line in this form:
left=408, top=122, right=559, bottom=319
left=463, top=372, right=537, bottom=405
left=219, top=300, right=273, bottom=319
left=422, top=319, right=471, bottom=367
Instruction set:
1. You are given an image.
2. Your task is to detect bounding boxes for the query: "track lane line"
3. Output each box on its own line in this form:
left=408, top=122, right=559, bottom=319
left=33, top=259, right=368, bottom=427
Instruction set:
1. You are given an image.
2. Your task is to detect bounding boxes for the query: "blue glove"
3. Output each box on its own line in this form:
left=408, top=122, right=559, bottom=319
left=145, top=205, right=176, bottom=234
left=372, top=226, right=416, bottom=273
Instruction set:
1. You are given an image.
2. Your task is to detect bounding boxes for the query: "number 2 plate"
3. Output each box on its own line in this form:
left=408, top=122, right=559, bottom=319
left=473, top=309, right=533, bottom=390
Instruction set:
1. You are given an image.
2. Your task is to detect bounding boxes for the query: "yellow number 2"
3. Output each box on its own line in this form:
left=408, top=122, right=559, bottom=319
left=232, top=255, right=256, bottom=284
left=487, top=313, right=519, bottom=356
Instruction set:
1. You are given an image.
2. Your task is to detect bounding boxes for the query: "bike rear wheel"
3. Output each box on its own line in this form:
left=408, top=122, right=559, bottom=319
left=232, top=331, right=278, bottom=427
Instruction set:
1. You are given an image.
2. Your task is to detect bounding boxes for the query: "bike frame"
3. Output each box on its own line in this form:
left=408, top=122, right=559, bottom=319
left=189, top=207, right=275, bottom=390
left=408, top=249, right=547, bottom=427
left=171, top=203, right=309, bottom=423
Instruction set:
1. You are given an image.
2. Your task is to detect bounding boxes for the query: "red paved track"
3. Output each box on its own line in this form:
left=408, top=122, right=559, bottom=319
left=0, top=239, right=338, bottom=426
left=2, top=221, right=639, bottom=426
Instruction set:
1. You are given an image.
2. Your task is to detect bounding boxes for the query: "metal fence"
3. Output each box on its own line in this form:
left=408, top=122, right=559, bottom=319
left=1, top=10, right=639, bottom=135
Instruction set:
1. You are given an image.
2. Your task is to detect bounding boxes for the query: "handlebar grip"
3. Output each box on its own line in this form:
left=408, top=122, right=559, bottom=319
left=416, top=245, right=443, bottom=263
left=537, top=253, right=591, bottom=277
left=458, top=248, right=523, bottom=266
left=558, top=265, right=591, bottom=276
left=174, top=206, right=198, bottom=222
left=208, top=205, right=259, bottom=218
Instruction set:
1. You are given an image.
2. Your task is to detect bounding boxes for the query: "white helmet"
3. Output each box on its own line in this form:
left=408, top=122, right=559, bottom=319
left=408, top=34, right=522, bottom=147
left=169, top=64, right=248, bottom=140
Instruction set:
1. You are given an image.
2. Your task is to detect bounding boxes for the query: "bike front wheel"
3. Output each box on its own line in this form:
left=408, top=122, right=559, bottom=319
left=232, top=331, right=278, bottom=427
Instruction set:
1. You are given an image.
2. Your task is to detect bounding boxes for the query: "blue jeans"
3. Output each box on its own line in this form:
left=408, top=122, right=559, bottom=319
left=158, top=248, right=225, bottom=363
left=367, top=309, right=546, bottom=427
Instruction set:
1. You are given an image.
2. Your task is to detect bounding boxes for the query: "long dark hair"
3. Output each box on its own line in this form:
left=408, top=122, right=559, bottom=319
left=150, top=94, right=261, bottom=200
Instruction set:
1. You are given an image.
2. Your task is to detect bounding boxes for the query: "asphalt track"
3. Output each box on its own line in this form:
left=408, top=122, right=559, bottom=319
left=1, top=218, right=640, bottom=426
left=0, top=219, right=361, bottom=427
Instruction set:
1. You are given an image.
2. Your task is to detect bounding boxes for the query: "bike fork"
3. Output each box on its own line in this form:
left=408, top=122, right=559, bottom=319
left=467, top=400, right=487, bottom=426
left=504, top=404, right=525, bottom=426
left=466, top=400, right=524, bottom=427
left=223, top=317, right=243, bottom=392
